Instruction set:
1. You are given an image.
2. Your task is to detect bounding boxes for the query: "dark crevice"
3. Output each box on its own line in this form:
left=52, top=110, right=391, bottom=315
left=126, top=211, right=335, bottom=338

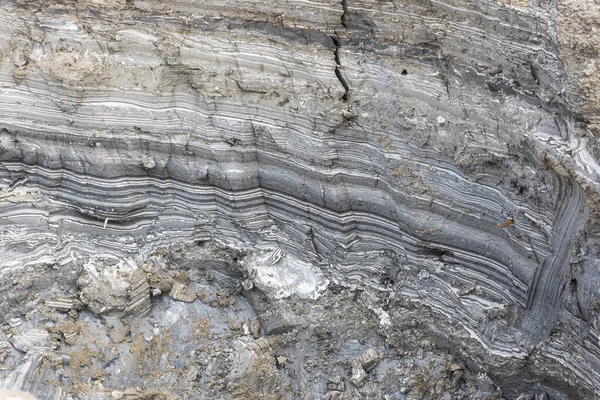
left=569, top=278, right=586, bottom=319
left=331, top=34, right=350, bottom=103
left=529, top=62, right=540, bottom=85
left=330, top=0, right=351, bottom=103
left=340, top=0, right=349, bottom=29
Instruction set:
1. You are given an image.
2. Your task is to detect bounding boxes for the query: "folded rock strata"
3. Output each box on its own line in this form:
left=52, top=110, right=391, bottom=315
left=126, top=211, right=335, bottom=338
left=0, top=0, right=599, bottom=399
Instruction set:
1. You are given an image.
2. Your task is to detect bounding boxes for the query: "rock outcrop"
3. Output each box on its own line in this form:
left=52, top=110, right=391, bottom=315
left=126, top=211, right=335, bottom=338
left=0, top=0, right=599, bottom=399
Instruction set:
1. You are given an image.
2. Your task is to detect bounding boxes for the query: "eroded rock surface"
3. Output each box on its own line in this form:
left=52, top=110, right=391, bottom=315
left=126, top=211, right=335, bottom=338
left=0, top=0, right=599, bottom=399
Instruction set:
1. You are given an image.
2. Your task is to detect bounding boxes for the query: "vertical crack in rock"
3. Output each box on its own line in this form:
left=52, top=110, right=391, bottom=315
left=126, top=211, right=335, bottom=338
left=331, top=0, right=351, bottom=103
left=340, top=0, right=350, bottom=29
left=331, top=34, right=350, bottom=103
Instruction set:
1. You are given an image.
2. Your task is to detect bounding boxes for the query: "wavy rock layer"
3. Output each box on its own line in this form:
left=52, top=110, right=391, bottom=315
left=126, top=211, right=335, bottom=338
left=0, top=0, right=599, bottom=398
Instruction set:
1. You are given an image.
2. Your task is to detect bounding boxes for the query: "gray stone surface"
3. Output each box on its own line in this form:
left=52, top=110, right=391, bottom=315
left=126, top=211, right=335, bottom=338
left=0, top=0, right=598, bottom=399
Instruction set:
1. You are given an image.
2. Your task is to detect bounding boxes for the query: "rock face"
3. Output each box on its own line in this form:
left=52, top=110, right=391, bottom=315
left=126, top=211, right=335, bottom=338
left=0, top=0, right=599, bottom=399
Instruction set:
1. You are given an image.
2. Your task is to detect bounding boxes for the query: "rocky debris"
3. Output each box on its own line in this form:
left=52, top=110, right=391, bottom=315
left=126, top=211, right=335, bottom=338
left=76, top=265, right=130, bottom=315
left=55, top=320, right=80, bottom=345
left=0, top=252, right=508, bottom=400
left=350, top=348, right=379, bottom=387
left=228, top=334, right=287, bottom=398
left=327, top=376, right=345, bottom=392
left=249, top=337, right=272, bottom=357
left=248, top=318, right=260, bottom=338
left=229, top=320, right=242, bottom=331
left=149, top=274, right=175, bottom=295
left=350, top=362, right=368, bottom=387
left=323, top=376, right=345, bottom=399
left=169, top=281, right=196, bottom=303
left=253, top=301, right=305, bottom=335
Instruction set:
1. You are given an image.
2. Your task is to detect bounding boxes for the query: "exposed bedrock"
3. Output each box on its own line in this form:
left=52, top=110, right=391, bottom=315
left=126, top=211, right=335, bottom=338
left=0, top=0, right=599, bottom=399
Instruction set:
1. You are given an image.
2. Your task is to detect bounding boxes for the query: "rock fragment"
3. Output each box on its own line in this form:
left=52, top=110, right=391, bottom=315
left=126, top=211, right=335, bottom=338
left=324, top=375, right=345, bottom=398
left=10, top=329, right=51, bottom=352
left=350, top=348, right=379, bottom=387
left=8, top=317, right=23, bottom=328
left=354, top=348, right=379, bottom=370
left=44, top=296, right=75, bottom=311
left=124, top=269, right=151, bottom=317
left=350, top=365, right=368, bottom=387
left=77, top=267, right=130, bottom=315
left=448, top=362, right=463, bottom=372
left=323, top=391, right=341, bottom=400
left=228, top=321, right=242, bottom=331
left=327, top=376, right=344, bottom=392
left=169, top=281, right=196, bottom=303
left=248, top=318, right=260, bottom=338
left=276, top=355, right=287, bottom=366
left=152, top=275, right=174, bottom=294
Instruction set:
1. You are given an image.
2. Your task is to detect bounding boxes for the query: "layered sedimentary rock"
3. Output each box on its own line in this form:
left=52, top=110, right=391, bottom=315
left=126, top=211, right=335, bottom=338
left=0, top=0, right=599, bottom=399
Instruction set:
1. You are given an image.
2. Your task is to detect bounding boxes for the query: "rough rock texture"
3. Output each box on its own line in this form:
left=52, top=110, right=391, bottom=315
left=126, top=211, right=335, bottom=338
left=0, top=0, right=599, bottom=399
left=557, top=0, right=600, bottom=135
